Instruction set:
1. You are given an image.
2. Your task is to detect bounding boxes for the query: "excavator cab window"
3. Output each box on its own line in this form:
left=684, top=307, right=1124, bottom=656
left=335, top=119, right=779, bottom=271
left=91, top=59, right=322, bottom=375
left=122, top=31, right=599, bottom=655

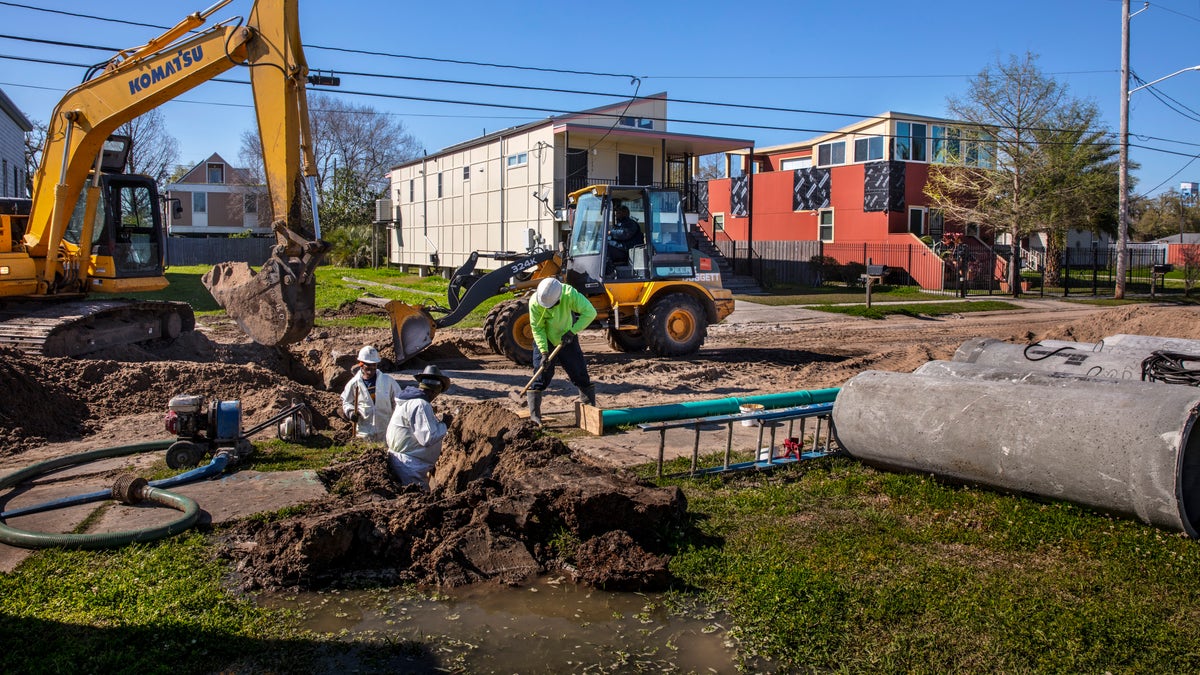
left=87, top=175, right=163, bottom=277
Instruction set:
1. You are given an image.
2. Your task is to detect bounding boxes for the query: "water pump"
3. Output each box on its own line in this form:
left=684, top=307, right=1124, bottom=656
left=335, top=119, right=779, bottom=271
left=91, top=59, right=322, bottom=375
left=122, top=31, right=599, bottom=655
left=163, top=394, right=311, bottom=469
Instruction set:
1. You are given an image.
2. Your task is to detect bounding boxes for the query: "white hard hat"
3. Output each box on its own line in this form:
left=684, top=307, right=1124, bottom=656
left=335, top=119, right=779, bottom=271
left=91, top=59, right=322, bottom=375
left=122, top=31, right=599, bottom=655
left=534, top=278, right=563, bottom=308
left=357, top=345, right=382, bottom=364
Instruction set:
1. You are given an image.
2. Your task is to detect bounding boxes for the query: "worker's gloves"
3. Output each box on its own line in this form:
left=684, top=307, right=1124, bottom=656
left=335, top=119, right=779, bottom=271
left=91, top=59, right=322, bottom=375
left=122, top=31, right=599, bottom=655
left=349, top=411, right=361, bottom=423
left=560, top=331, right=577, bottom=347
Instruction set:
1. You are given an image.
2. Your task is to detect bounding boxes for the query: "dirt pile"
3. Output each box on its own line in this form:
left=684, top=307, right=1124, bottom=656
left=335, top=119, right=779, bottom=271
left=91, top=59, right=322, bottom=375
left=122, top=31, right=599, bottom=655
left=219, top=402, right=687, bottom=592
left=1033, top=305, right=1200, bottom=344
left=0, top=346, right=348, bottom=456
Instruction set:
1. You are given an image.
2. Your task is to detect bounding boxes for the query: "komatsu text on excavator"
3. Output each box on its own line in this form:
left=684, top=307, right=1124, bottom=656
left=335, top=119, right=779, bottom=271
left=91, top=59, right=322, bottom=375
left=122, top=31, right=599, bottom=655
left=0, top=0, right=329, bottom=356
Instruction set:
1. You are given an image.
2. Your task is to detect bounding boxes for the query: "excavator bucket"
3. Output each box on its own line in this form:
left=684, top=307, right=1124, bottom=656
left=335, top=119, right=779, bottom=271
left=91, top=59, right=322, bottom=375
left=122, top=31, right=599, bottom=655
left=202, top=256, right=317, bottom=347
left=385, top=300, right=437, bottom=362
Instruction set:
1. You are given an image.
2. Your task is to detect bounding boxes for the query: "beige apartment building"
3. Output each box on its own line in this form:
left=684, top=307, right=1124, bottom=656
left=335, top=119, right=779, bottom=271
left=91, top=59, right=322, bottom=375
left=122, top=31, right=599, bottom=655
left=384, top=93, right=751, bottom=273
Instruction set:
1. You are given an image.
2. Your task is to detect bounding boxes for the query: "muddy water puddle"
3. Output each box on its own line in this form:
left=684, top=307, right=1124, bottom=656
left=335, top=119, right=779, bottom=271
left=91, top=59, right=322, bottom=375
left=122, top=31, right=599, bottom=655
left=260, top=576, right=771, bottom=673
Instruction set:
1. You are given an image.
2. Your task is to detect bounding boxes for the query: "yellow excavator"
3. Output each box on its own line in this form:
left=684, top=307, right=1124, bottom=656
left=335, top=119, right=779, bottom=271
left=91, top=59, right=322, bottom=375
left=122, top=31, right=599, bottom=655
left=385, top=184, right=736, bottom=365
left=0, top=0, right=328, bottom=356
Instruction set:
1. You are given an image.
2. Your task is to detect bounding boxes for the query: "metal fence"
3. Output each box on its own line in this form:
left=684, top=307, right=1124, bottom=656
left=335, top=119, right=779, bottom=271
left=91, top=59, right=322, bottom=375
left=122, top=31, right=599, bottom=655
left=166, top=236, right=273, bottom=267
left=709, top=239, right=1169, bottom=296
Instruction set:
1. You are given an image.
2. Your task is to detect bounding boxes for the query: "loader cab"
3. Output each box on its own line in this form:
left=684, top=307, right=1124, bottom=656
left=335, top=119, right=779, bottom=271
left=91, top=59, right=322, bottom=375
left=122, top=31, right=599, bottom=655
left=565, top=186, right=697, bottom=294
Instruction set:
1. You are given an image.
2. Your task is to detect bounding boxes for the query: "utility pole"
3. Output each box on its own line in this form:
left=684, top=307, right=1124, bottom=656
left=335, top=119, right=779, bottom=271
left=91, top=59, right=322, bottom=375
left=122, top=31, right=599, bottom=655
left=1116, top=0, right=1131, bottom=299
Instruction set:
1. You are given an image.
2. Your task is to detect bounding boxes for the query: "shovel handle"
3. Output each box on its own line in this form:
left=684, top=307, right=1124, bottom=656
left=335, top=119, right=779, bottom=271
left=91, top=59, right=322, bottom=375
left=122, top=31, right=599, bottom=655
left=518, top=341, right=565, bottom=397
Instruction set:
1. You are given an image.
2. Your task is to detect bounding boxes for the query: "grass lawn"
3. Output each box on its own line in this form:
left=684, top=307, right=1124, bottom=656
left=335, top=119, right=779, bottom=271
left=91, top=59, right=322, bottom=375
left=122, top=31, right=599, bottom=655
left=130, top=264, right=510, bottom=330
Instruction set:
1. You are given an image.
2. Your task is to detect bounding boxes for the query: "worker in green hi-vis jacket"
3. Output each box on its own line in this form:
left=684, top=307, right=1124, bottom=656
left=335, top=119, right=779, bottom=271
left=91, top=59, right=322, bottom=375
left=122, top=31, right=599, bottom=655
left=527, top=277, right=597, bottom=425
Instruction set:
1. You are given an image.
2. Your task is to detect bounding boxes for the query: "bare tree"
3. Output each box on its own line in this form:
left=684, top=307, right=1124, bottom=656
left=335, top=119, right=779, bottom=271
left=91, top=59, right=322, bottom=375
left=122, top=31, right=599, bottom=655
left=118, top=108, right=179, bottom=184
left=23, top=118, right=46, bottom=196
left=306, top=93, right=421, bottom=196
left=925, top=52, right=1068, bottom=295
left=694, top=154, right=725, bottom=180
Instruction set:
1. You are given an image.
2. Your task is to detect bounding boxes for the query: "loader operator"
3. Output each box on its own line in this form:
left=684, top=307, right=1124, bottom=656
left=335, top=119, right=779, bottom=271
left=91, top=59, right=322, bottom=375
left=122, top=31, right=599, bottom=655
left=385, top=365, right=452, bottom=488
left=340, top=345, right=405, bottom=442
left=527, top=277, right=597, bottom=425
left=607, top=204, right=644, bottom=267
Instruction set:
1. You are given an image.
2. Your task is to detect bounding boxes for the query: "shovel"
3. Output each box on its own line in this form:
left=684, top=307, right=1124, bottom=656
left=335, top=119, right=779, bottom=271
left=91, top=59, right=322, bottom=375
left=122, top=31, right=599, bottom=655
left=510, top=342, right=564, bottom=402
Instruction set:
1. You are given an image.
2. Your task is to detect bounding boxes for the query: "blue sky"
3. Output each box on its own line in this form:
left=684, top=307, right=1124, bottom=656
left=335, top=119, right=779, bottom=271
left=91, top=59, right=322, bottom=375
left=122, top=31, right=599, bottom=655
left=1, top=0, right=1198, bottom=196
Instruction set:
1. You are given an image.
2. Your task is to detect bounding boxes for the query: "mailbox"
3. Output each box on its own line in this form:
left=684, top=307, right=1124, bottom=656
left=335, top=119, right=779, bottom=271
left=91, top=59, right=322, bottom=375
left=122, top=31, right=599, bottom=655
left=1153, top=264, right=1174, bottom=275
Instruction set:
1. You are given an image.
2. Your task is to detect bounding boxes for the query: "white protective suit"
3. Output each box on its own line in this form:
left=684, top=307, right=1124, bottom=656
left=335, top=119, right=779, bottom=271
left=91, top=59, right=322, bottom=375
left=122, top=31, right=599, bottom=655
left=385, top=396, right=448, bottom=488
left=340, top=369, right=404, bottom=442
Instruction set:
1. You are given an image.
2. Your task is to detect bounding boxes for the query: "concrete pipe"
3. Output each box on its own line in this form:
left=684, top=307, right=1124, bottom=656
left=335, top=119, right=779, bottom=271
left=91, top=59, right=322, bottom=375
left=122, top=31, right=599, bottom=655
left=914, top=359, right=1121, bottom=385
left=1103, top=334, right=1200, bottom=354
left=832, top=370, right=1200, bottom=536
left=953, top=337, right=1148, bottom=381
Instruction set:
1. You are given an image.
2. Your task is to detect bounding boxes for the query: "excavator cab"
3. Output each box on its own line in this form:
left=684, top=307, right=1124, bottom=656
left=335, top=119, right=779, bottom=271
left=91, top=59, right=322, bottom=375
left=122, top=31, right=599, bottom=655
left=69, top=174, right=167, bottom=287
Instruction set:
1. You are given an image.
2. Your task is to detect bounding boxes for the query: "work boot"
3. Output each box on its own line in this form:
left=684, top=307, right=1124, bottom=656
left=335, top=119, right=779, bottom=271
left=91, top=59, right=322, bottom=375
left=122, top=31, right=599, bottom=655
left=578, top=384, right=596, bottom=407
left=527, top=390, right=543, bottom=426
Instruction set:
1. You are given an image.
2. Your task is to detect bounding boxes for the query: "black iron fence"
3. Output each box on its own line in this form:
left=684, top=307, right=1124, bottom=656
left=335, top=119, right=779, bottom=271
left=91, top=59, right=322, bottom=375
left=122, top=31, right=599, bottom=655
left=1056, top=245, right=1168, bottom=296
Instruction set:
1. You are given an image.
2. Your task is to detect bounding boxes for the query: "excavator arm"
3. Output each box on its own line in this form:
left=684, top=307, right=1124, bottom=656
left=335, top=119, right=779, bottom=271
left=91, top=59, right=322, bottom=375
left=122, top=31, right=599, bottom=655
left=19, top=0, right=327, bottom=347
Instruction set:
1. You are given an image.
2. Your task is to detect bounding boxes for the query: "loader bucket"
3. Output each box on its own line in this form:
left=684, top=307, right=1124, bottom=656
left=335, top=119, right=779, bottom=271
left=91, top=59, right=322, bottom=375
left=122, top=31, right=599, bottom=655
left=202, top=257, right=316, bottom=347
left=385, top=300, right=437, bottom=363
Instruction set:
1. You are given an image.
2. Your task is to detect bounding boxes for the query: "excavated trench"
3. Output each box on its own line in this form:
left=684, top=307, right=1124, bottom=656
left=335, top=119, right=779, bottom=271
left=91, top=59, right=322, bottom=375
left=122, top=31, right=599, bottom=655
left=218, top=401, right=689, bottom=592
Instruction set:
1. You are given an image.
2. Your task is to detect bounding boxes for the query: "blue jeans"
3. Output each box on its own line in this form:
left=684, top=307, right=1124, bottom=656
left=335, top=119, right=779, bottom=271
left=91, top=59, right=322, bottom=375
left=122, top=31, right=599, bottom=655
left=530, top=339, right=590, bottom=392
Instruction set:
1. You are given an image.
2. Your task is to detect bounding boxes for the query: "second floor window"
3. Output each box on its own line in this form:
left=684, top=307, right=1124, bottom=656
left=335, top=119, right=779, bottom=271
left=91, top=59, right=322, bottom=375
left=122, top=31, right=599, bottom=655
left=854, top=136, right=884, bottom=162
left=817, top=142, right=845, bottom=167
left=894, top=122, right=928, bottom=162
left=207, top=163, right=224, bottom=184
left=506, top=152, right=528, bottom=167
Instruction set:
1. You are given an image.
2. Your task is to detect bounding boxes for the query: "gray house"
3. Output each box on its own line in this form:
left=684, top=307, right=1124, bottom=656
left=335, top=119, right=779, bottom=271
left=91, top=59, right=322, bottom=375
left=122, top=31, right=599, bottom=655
left=0, top=87, right=33, bottom=198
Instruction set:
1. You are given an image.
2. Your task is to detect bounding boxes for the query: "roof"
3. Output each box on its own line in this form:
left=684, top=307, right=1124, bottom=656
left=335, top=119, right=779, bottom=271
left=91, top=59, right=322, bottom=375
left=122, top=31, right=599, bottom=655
left=0, top=87, right=33, bottom=132
left=1149, top=232, right=1200, bottom=245
left=389, top=92, right=749, bottom=170
left=755, top=111, right=973, bottom=155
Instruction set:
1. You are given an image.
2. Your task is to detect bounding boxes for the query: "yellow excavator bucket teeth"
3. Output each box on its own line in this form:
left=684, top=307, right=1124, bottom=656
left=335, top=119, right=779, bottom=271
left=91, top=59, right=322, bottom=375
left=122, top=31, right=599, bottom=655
left=385, top=300, right=436, bottom=362
left=202, top=258, right=316, bottom=347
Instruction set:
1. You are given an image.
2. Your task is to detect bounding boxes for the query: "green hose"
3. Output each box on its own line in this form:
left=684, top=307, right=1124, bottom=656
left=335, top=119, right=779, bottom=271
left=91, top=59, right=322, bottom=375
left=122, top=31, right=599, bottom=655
left=0, top=440, right=201, bottom=549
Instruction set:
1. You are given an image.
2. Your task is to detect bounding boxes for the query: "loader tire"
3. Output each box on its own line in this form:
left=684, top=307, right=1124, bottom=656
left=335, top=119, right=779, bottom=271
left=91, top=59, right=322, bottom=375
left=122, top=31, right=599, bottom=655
left=645, top=293, right=706, bottom=357
left=607, top=328, right=647, bottom=353
left=483, top=302, right=504, bottom=355
left=494, top=299, right=534, bottom=366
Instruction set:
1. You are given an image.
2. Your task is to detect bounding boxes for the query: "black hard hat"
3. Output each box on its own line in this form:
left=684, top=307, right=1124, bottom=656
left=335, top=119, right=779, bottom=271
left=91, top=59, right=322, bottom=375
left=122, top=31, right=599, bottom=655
left=415, top=365, right=451, bottom=392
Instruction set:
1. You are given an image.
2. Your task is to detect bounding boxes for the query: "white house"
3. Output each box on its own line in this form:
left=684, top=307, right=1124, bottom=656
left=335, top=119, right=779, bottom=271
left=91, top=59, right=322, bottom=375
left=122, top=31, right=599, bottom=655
left=384, top=93, right=751, bottom=273
left=0, top=87, right=33, bottom=199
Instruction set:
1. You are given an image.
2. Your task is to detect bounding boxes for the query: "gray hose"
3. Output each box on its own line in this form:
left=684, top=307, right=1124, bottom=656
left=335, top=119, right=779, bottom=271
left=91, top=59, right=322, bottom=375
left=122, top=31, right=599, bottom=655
left=0, top=440, right=202, bottom=549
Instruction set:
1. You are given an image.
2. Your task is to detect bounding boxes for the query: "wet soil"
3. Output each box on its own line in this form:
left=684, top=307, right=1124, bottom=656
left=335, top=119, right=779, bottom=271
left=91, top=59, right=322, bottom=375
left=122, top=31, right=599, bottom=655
left=1, top=300, right=1198, bottom=592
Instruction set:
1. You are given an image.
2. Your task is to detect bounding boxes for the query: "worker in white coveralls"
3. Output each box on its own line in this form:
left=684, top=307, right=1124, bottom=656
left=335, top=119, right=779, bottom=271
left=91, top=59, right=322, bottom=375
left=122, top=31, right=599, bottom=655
left=340, top=345, right=405, bottom=442
left=385, top=365, right=452, bottom=488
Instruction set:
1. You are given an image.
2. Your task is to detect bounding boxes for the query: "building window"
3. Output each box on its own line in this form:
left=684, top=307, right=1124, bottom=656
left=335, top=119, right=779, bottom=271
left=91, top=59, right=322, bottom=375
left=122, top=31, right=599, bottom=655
left=853, top=136, right=885, bottom=162
left=506, top=152, right=528, bottom=168
left=463, top=166, right=470, bottom=180
left=618, top=116, right=654, bottom=129
left=713, top=213, right=725, bottom=232
left=206, top=163, right=225, bottom=184
left=931, top=126, right=962, bottom=163
left=244, top=194, right=257, bottom=213
left=193, top=192, right=207, bottom=214
left=908, top=207, right=926, bottom=235
left=437, top=172, right=443, bottom=198
left=2, top=159, right=6, bottom=196
left=817, top=141, right=845, bottom=167
left=779, top=157, right=812, bottom=171
left=409, top=179, right=414, bottom=201
left=894, top=123, right=928, bottom=162
left=818, top=209, right=834, bottom=242
left=618, top=153, right=654, bottom=185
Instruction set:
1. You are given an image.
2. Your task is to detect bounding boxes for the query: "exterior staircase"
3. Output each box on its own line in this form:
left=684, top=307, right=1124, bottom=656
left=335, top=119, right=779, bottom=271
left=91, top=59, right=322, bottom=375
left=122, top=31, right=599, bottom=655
left=689, top=223, right=764, bottom=295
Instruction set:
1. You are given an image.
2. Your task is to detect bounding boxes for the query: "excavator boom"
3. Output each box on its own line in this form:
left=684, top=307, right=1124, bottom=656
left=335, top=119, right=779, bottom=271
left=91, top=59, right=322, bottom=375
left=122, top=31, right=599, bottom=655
left=1, top=0, right=327, bottom=353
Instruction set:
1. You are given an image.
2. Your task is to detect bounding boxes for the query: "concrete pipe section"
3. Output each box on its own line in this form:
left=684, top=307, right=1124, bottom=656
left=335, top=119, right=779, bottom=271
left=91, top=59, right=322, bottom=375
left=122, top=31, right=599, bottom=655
left=953, top=337, right=1180, bottom=382
left=832, top=369, right=1200, bottom=536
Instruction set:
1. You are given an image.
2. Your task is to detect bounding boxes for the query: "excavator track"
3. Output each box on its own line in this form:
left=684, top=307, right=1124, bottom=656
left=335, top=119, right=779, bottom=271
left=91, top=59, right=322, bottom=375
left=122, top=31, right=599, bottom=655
left=0, top=299, right=196, bottom=357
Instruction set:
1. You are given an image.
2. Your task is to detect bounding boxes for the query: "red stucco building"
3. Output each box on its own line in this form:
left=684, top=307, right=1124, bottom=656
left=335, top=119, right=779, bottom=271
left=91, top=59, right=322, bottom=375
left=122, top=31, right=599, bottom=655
left=702, top=112, right=997, bottom=289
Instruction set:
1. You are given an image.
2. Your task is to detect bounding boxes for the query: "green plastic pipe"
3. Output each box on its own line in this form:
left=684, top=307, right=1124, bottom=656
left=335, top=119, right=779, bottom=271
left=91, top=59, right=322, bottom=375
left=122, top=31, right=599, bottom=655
left=0, top=439, right=202, bottom=549
left=601, top=387, right=840, bottom=429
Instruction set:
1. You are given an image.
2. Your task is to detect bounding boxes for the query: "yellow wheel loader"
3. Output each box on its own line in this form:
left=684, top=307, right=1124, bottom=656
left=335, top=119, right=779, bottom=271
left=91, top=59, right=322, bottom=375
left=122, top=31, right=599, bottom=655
left=0, top=0, right=328, bottom=356
left=386, top=184, right=735, bottom=365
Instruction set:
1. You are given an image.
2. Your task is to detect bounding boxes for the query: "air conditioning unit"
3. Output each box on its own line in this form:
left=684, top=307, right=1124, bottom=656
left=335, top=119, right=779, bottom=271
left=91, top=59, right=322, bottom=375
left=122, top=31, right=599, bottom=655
left=374, top=198, right=393, bottom=224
